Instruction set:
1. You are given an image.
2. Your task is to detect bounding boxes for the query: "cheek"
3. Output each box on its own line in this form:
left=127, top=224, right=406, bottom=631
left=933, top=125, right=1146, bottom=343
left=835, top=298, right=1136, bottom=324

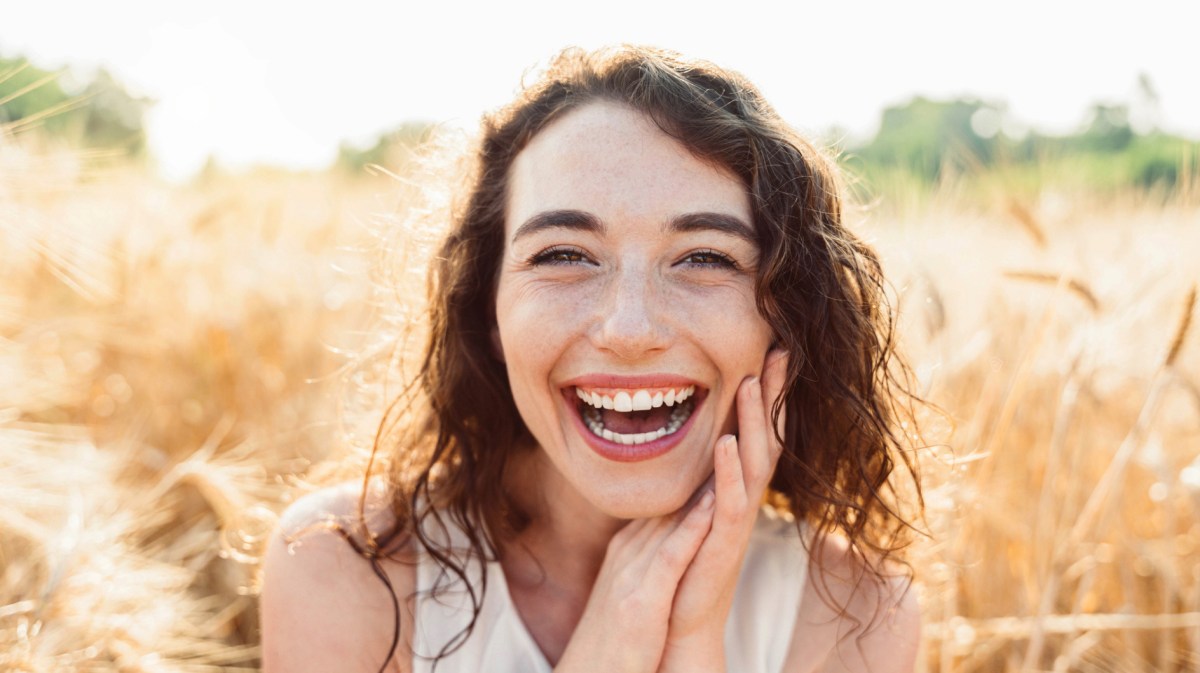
left=667, top=283, right=773, bottom=357
left=496, top=282, right=595, bottom=357
left=495, top=283, right=595, bottom=431
left=669, top=286, right=772, bottom=432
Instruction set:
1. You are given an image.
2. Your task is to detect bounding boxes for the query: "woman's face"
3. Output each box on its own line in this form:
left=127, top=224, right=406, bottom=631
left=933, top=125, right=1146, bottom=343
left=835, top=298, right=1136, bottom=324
left=494, top=101, right=775, bottom=518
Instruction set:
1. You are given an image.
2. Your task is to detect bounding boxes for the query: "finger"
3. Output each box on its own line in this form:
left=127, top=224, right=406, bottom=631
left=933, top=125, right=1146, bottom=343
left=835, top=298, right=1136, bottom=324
left=614, top=475, right=718, bottom=557
left=659, top=473, right=717, bottom=541
left=761, top=349, right=790, bottom=462
left=624, top=512, right=673, bottom=553
left=713, top=434, right=749, bottom=527
left=644, top=489, right=715, bottom=588
left=735, top=375, right=772, bottom=490
left=682, top=473, right=717, bottom=510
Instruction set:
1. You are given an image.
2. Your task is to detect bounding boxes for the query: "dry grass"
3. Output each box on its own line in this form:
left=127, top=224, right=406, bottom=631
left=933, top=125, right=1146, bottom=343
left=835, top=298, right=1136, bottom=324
left=872, top=192, right=1200, bottom=671
left=2, top=130, right=1198, bottom=671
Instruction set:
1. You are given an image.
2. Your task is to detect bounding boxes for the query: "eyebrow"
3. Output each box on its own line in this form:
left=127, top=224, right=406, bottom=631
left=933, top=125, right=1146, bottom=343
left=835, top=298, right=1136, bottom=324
left=668, top=212, right=756, bottom=245
left=512, top=209, right=605, bottom=242
left=511, top=209, right=756, bottom=244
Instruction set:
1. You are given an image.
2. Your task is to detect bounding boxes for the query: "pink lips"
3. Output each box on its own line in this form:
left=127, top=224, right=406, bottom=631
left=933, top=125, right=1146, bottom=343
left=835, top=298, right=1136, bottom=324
left=561, top=373, right=704, bottom=463
left=561, top=373, right=701, bottom=391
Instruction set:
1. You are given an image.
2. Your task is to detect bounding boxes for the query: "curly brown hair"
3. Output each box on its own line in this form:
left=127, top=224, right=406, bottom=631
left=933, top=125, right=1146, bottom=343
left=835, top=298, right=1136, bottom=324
left=355, top=45, right=924, bottom=672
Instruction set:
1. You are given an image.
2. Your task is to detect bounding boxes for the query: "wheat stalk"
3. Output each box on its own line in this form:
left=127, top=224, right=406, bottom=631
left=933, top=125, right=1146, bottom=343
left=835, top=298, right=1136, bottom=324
left=1006, top=200, right=1049, bottom=249
left=928, top=611, right=1200, bottom=641
left=1002, top=270, right=1102, bottom=313
left=1164, top=283, right=1196, bottom=368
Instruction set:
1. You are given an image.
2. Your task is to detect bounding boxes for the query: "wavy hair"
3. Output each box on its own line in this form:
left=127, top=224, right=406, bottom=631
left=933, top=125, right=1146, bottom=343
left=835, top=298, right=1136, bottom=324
left=355, top=45, right=924, bottom=672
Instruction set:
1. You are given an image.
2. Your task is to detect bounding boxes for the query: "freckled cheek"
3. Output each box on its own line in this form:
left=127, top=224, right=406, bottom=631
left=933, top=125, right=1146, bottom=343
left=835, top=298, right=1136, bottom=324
left=668, top=287, right=772, bottom=431
left=667, top=286, right=771, bottom=353
left=496, top=286, right=596, bottom=433
left=500, top=285, right=596, bottom=347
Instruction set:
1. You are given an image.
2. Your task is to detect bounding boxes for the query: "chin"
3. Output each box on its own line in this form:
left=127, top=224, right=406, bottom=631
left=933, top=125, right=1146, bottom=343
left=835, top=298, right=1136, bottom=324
left=583, top=474, right=700, bottom=520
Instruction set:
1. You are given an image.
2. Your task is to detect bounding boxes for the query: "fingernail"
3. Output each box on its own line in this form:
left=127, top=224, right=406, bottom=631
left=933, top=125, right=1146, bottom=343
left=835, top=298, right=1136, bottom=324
left=699, top=490, right=715, bottom=510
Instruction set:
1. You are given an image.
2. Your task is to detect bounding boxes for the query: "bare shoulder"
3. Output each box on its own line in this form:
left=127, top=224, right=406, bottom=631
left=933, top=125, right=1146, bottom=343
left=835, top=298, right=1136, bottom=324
left=783, top=532, right=920, bottom=673
left=260, top=481, right=416, bottom=673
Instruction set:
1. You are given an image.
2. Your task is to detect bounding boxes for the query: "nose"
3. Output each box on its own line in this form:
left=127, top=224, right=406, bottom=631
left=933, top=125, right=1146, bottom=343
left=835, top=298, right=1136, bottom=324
left=590, top=266, right=672, bottom=359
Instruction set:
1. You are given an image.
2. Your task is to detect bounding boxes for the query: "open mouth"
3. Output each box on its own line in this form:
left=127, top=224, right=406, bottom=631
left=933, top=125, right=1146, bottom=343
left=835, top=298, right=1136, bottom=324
left=571, top=385, right=701, bottom=446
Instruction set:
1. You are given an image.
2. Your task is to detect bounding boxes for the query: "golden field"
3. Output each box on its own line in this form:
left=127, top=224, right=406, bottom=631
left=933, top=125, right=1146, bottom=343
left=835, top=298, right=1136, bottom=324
left=2, top=133, right=1198, bottom=672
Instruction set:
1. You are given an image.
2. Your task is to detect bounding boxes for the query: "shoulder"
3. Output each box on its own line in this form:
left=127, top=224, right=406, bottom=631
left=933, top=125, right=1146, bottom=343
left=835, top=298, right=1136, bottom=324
left=784, top=532, right=920, bottom=673
left=260, top=482, right=417, bottom=673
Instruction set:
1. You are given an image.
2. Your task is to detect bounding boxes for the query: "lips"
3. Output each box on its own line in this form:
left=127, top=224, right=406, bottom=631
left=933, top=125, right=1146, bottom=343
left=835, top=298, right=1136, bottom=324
left=560, top=374, right=706, bottom=462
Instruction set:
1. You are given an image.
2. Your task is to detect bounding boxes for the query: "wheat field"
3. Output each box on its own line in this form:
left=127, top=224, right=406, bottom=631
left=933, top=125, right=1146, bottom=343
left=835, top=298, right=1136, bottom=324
left=2, top=132, right=1198, bottom=672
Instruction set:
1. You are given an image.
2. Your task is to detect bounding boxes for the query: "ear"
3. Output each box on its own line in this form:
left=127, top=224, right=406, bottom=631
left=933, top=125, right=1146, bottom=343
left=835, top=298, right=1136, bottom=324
left=490, top=324, right=506, bottom=363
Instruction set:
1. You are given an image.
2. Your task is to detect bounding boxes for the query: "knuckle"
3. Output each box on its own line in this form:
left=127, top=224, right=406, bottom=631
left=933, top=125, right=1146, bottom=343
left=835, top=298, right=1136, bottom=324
left=684, top=510, right=711, bottom=529
left=656, top=543, right=688, bottom=569
left=611, top=568, right=636, bottom=592
left=616, top=592, right=652, bottom=618
left=722, top=492, right=750, bottom=518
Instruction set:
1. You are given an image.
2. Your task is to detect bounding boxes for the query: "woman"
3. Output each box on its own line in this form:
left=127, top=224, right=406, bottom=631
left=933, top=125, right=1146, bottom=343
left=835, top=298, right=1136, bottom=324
left=261, top=46, right=923, bottom=673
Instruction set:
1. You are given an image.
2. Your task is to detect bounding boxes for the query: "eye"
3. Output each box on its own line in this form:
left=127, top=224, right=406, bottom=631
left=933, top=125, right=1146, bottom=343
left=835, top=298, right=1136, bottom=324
left=678, top=249, right=739, bottom=269
left=528, top=245, right=594, bottom=266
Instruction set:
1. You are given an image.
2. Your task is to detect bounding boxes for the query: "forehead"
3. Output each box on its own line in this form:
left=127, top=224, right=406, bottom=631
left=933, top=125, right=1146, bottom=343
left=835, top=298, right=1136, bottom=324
left=505, top=102, right=750, bottom=233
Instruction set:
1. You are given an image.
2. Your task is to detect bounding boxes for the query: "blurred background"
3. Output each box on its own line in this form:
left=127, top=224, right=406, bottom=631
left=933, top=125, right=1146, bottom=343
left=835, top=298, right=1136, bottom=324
left=2, top=2, right=1198, bottom=671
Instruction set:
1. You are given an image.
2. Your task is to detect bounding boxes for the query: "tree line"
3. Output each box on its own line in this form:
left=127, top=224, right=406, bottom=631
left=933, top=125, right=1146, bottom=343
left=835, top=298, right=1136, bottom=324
left=3, top=51, right=1195, bottom=193
left=852, top=79, right=1198, bottom=193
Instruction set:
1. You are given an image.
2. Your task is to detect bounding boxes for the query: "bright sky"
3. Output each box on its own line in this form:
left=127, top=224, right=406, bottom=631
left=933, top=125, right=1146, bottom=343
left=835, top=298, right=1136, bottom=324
left=3, top=0, right=1197, bottom=180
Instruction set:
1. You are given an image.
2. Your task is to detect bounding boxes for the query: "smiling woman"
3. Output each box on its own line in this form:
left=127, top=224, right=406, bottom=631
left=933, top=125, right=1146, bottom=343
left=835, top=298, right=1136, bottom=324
left=260, top=46, right=924, bottom=673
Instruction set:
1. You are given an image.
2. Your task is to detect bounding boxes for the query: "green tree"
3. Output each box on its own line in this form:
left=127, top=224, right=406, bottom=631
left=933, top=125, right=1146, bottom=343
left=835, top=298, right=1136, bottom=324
left=856, top=96, right=1003, bottom=181
left=1075, top=102, right=1134, bottom=153
left=0, top=56, right=73, bottom=133
left=0, top=54, right=150, bottom=157
left=76, top=68, right=151, bottom=156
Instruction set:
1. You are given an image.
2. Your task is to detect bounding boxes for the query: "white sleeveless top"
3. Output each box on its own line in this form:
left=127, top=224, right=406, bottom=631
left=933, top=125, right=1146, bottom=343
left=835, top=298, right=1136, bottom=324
left=411, top=509, right=808, bottom=673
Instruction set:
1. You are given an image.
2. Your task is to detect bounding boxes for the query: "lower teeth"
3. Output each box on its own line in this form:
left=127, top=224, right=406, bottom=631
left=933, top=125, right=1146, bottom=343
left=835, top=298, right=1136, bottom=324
left=581, top=401, right=693, bottom=446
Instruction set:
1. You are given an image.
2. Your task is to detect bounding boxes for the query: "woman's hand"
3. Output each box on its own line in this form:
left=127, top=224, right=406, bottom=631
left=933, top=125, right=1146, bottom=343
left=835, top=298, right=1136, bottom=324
left=657, top=349, right=790, bottom=672
left=553, top=488, right=717, bottom=673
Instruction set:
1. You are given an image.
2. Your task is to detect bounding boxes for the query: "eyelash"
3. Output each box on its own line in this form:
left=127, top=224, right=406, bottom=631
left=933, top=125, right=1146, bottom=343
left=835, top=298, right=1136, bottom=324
left=527, top=246, right=740, bottom=270
left=679, top=249, right=739, bottom=269
left=528, top=246, right=593, bottom=266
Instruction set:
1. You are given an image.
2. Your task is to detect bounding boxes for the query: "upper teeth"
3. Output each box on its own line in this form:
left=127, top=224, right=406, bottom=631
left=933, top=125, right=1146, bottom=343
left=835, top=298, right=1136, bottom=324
left=575, top=386, right=696, bottom=412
